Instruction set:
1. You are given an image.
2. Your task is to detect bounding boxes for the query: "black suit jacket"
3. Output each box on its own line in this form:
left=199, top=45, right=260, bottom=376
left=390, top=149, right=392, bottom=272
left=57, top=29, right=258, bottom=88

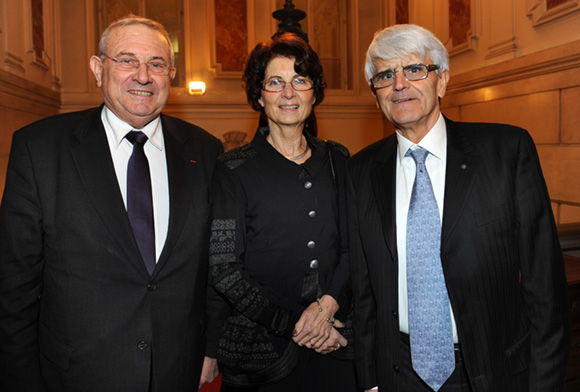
left=0, top=106, right=223, bottom=392
left=346, top=117, right=570, bottom=391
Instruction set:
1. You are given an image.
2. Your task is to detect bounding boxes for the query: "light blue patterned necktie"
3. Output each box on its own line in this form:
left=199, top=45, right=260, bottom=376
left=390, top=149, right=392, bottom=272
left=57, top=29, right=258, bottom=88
left=406, top=147, right=455, bottom=391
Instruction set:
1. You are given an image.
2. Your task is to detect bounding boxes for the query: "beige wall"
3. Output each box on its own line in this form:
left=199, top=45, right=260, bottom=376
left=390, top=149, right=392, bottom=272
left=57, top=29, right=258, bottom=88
left=1, top=0, right=580, bottom=223
left=442, top=40, right=580, bottom=223
left=0, top=0, right=61, bottom=197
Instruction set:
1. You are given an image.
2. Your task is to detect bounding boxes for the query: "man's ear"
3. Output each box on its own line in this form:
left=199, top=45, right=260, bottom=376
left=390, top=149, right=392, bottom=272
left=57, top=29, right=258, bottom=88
left=89, top=55, right=104, bottom=87
left=437, top=70, right=450, bottom=99
left=371, top=86, right=380, bottom=110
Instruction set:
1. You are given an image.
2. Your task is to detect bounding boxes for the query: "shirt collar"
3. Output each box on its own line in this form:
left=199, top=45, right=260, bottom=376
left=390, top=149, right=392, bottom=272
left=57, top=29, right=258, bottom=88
left=396, top=113, right=446, bottom=163
left=103, top=106, right=163, bottom=151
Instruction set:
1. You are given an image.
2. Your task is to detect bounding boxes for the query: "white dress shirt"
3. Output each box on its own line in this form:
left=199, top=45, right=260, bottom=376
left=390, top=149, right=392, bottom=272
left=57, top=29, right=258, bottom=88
left=101, top=106, right=170, bottom=263
left=395, top=114, right=458, bottom=343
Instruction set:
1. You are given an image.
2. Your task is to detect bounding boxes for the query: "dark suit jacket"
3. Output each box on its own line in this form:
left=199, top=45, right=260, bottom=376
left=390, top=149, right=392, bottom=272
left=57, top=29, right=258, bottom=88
left=346, top=117, right=570, bottom=392
left=0, top=106, right=223, bottom=392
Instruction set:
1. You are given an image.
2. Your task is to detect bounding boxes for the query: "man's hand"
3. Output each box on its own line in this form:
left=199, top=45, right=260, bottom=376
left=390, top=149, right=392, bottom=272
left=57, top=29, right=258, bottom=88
left=198, top=356, right=219, bottom=390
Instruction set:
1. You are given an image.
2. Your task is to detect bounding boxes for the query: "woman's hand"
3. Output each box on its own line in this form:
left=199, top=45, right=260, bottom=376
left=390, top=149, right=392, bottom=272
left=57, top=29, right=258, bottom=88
left=316, top=325, right=348, bottom=355
left=292, top=295, right=345, bottom=350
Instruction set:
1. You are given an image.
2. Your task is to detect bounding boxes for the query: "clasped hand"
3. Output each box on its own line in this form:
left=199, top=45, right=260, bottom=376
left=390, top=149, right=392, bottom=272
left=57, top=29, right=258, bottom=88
left=292, top=295, right=347, bottom=355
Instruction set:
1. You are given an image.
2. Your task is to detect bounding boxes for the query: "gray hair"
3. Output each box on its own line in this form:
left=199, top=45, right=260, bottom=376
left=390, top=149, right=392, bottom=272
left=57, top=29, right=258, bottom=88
left=364, top=24, right=449, bottom=84
left=98, top=14, right=175, bottom=65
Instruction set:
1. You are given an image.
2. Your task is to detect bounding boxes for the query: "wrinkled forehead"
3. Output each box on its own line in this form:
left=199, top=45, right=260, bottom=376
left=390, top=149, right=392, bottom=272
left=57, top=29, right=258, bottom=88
left=107, top=25, right=172, bottom=59
left=372, top=54, right=429, bottom=71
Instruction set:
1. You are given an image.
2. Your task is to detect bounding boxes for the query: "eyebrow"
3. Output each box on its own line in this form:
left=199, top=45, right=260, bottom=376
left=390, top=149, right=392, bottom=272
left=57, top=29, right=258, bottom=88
left=115, top=52, right=168, bottom=63
left=265, top=75, right=305, bottom=80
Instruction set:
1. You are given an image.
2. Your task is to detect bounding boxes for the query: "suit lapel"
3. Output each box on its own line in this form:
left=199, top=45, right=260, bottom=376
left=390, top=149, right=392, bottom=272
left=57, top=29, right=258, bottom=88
left=371, top=136, right=399, bottom=262
left=441, top=118, right=479, bottom=250
left=154, top=116, right=199, bottom=274
left=70, top=108, right=149, bottom=277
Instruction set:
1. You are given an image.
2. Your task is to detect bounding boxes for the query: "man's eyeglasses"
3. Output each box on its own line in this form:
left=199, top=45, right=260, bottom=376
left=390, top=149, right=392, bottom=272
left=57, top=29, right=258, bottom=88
left=370, top=63, right=439, bottom=90
left=262, top=76, right=314, bottom=92
left=103, top=55, right=174, bottom=76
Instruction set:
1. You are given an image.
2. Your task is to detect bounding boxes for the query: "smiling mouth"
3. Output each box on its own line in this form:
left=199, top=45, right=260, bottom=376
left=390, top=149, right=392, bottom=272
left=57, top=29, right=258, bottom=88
left=279, top=105, right=299, bottom=109
left=129, top=90, right=153, bottom=96
left=394, top=98, right=414, bottom=103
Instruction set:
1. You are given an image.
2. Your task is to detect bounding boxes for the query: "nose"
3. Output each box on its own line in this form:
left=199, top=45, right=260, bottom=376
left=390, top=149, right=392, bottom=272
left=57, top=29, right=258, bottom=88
left=393, top=70, right=409, bottom=91
left=133, top=63, right=152, bottom=84
left=281, top=82, right=295, bottom=98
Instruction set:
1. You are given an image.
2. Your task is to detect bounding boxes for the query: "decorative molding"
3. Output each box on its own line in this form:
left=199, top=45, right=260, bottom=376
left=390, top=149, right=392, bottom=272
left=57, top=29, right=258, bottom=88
left=28, top=49, right=50, bottom=70
left=485, top=36, right=518, bottom=59
left=0, top=68, right=60, bottom=113
left=527, top=0, right=580, bottom=27
left=4, top=51, right=25, bottom=74
left=446, top=41, right=580, bottom=97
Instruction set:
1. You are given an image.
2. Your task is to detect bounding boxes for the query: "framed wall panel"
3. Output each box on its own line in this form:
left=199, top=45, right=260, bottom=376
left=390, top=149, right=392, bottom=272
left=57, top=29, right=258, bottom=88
left=208, top=0, right=249, bottom=78
left=527, top=0, right=580, bottom=26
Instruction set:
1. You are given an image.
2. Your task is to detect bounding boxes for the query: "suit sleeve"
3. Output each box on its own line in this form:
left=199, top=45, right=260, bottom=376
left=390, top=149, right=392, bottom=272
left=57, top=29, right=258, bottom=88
left=0, top=129, right=47, bottom=391
left=515, top=130, right=570, bottom=390
left=346, top=164, right=378, bottom=389
left=325, top=145, right=352, bottom=320
left=204, top=142, right=232, bottom=358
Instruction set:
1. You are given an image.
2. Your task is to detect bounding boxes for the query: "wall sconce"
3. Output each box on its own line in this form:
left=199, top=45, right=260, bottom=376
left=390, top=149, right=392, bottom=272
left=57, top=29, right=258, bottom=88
left=188, top=81, right=206, bottom=95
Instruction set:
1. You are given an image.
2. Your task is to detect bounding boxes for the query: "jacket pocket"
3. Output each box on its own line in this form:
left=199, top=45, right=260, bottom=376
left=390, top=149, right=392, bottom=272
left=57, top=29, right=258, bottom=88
left=504, top=331, right=530, bottom=374
left=474, top=201, right=513, bottom=227
left=39, top=322, right=73, bottom=371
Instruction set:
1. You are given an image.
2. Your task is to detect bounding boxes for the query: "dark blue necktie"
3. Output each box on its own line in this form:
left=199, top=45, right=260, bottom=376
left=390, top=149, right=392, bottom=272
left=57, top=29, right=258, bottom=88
left=406, top=147, right=454, bottom=391
left=126, top=131, right=156, bottom=275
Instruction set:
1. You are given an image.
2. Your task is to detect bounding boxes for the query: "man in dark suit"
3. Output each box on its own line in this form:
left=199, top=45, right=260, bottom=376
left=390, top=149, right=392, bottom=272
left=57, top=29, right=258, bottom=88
left=0, top=16, right=221, bottom=391
left=347, top=24, right=570, bottom=392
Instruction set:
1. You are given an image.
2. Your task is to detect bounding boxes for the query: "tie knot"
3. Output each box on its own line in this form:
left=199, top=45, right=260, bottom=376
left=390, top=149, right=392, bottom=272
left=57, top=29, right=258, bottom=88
left=126, top=131, right=148, bottom=146
left=407, top=146, right=430, bottom=165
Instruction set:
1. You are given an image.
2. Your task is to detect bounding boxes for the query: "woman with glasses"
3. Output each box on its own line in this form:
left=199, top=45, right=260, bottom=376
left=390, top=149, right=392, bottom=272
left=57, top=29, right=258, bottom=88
left=207, top=33, right=358, bottom=391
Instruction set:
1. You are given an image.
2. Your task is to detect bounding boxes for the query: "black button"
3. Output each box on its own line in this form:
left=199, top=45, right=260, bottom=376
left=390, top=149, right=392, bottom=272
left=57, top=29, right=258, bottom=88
left=392, top=310, right=398, bottom=318
left=138, top=341, right=148, bottom=350
left=147, top=282, right=157, bottom=291
left=393, top=364, right=400, bottom=373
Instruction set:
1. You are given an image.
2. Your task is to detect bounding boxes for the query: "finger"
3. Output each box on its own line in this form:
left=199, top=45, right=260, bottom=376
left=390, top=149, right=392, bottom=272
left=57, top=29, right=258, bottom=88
left=333, top=319, right=345, bottom=328
left=316, top=342, right=341, bottom=354
left=293, top=324, right=316, bottom=343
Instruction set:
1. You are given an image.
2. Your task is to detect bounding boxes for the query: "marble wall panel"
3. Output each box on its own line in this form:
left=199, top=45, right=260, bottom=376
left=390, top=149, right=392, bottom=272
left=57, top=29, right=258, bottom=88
left=449, top=0, right=471, bottom=46
left=547, top=0, right=572, bottom=10
left=215, top=0, right=248, bottom=72
left=396, top=0, right=409, bottom=23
